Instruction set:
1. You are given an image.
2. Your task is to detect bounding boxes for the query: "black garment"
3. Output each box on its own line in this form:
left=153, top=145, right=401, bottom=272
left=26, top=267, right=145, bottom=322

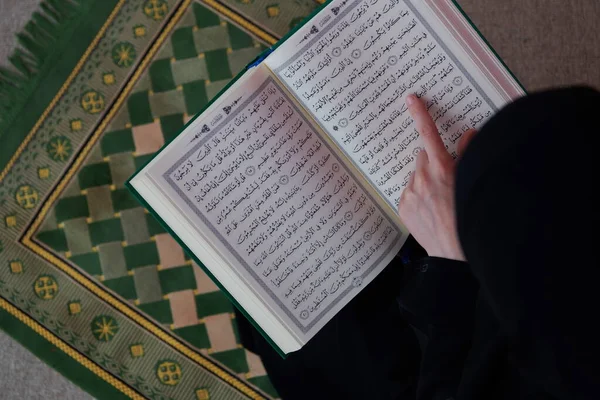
left=400, top=86, right=600, bottom=400
left=236, top=259, right=421, bottom=400
left=238, top=87, right=600, bottom=400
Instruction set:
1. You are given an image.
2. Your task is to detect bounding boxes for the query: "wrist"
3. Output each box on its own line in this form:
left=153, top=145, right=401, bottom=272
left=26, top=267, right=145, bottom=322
left=427, top=238, right=465, bottom=261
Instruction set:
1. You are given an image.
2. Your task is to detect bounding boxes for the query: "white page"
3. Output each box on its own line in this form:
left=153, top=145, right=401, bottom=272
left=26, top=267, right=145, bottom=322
left=145, top=66, right=406, bottom=342
left=266, top=0, right=511, bottom=208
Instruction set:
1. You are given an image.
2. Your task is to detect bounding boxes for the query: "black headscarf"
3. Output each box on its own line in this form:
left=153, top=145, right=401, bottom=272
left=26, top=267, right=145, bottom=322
left=456, top=87, right=600, bottom=399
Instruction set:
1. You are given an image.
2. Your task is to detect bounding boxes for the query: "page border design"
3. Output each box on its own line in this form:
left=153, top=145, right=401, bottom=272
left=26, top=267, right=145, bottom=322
left=162, top=77, right=402, bottom=334
left=272, top=0, right=498, bottom=209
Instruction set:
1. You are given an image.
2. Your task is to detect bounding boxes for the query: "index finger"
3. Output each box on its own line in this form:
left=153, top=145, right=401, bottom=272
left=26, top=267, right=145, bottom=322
left=406, top=94, right=451, bottom=165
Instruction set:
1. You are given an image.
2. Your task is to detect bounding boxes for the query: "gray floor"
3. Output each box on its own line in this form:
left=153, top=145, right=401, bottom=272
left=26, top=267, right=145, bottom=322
left=0, top=0, right=599, bottom=399
left=0, top=331, right=92, bottom=399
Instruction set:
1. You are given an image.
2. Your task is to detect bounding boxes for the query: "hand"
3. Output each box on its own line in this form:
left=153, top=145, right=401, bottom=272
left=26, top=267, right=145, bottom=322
left=397, top=94, right=477, bottom=261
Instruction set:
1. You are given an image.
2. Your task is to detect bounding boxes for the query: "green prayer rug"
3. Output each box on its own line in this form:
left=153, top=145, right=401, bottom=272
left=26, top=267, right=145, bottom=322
left=0, top=0, right=324, bottom=398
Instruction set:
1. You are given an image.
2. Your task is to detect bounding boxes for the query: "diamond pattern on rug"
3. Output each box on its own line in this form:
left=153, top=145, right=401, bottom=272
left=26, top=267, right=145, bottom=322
left=34, top=2, right=276, bottom=397
left=219, top=0, right=323, bottom=37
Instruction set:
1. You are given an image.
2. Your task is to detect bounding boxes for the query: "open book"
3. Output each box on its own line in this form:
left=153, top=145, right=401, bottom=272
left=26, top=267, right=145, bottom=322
left=128, top=0, right=524, bottom=356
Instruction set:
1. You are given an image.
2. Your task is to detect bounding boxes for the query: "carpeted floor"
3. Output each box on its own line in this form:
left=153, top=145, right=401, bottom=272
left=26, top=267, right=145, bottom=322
left=0, top=1, right=39, bottom=63
left=0, top=330, right=91, bottom=399
left=459, top=0, right=600, bottom=90
left=0, top=0, right=598, bottom=399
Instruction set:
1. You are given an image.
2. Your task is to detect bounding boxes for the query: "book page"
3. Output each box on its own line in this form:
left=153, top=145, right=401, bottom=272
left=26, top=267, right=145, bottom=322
left=265, top=0, right=513, bottom=208
left=144, top=65, right=405, bottom=341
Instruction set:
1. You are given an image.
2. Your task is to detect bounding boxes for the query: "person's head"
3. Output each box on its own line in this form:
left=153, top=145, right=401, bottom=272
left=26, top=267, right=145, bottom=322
left=456, top=86, right=600, bottom=396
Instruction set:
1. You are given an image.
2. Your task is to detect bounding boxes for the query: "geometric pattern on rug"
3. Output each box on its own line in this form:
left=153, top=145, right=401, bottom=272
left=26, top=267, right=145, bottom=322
left=218, top=0, right=323, bottom=37
left=34, top=1, right=274, bottom=396
left=0, top=0, right=319, bottom=398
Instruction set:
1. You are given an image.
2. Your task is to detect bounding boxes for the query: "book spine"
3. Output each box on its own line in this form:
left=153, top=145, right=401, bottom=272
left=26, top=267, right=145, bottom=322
left=246, top=48, right=274, bottom=70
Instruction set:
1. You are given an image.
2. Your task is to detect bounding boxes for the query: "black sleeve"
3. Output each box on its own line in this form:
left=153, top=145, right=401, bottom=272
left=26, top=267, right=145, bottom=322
left=398, top=257, right=479, bottom=400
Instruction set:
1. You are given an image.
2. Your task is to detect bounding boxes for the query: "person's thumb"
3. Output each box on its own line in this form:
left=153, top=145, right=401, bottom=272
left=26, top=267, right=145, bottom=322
left=457, top=129, right=477, bottom=158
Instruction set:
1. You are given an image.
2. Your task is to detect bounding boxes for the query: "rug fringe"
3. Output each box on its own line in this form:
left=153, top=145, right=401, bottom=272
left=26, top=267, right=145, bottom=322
left=0, top=0, right=83, bottom=124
